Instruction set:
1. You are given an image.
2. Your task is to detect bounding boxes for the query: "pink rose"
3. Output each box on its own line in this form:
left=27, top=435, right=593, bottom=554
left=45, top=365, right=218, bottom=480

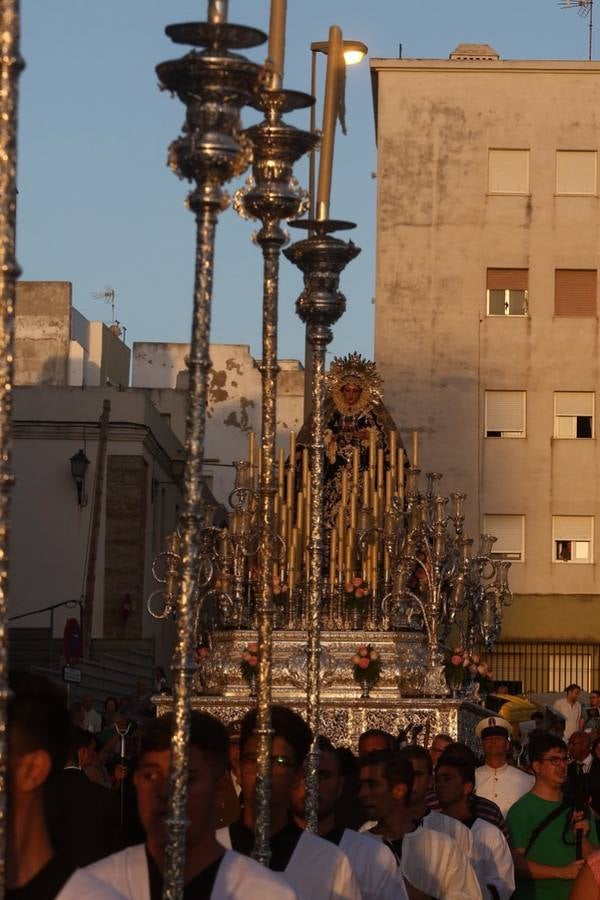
left=355, top=588, right=365, bottom=598
left=358, top=645, right=369, bottom=657
left=248, top=642, right=258, bottom=653
left=353, top=577, right=363, bottom=587
left=242, top=651, right=251, bottom=662
left=369, top=651, right=379, bottom=661
left=357, top=657, right=370, bottom=669
left=345, top=582, right=355, bottom=593
left=248, top=656, right=258, bottom=667
left=450, top=654, right=462, bottom=666
left=352, top=654, right=361, bottom=665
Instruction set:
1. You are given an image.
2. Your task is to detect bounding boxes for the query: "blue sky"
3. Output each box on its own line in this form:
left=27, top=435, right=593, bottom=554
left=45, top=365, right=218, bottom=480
left=18, top=1, right=592, bottom=366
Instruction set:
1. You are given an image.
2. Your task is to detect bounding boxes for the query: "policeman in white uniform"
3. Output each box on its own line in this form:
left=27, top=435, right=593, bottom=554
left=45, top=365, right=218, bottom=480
left=474, top=717, right=534, bottom=817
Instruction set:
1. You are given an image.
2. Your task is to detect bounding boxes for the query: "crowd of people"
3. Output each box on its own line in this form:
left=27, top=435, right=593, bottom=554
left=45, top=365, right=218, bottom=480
left=6, top=673, right=600, bottom=899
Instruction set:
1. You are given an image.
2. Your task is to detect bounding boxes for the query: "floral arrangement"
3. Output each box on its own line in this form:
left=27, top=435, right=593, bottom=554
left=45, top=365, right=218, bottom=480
left=351, top=643, right=382, bottom=686
left=444, top=647, right=495, bottom=693
left=240, top=642, right=259, bottom=683
left=344, top=576, right=370, bottom=611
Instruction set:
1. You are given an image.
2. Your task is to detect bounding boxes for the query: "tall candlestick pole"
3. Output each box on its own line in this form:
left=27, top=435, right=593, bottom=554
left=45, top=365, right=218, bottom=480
left=0, top=2, right=22, bottom=890
left=234, top=44, right=317, bottom=864
left=316, top=25, right=343, bottom=221
left=267, top=0, right=286, bottom=89
left=157, top=6, right=264, bottom=892
left=285, top=217, right=360, bottom=831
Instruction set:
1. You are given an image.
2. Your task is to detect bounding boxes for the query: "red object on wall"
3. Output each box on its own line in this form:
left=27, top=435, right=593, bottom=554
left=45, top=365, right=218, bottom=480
left=63, top=617, right=82, bottom=665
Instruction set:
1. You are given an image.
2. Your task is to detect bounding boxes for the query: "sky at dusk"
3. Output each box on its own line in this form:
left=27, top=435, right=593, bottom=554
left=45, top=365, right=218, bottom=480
left=18, top=1, right=594, bottom=368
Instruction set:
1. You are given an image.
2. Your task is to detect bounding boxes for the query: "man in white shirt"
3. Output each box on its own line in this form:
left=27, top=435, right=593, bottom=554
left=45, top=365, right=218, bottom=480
left=474, top=717, right=533, bottom=817
left=436, top=745, right=515, bottom=899
left=553, top=683, right=584, bottom=740
left=83, top=712, right=298, bottom=900
left=398, top=744, right=473, bottom=858
left=358, top=748, right=482, bottom=899
left=81, top=696, right=103, bottom=734
left=218, top=705, right=360, bottom=900
left=289, top=734, right=406, bottom=900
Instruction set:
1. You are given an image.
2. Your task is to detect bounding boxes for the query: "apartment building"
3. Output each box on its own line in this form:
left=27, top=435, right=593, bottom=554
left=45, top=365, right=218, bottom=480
left=371, top=45, right=600, bottom=678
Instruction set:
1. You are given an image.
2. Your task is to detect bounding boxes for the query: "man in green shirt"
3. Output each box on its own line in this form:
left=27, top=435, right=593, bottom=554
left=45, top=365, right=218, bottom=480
left=507, top=732, right=598, bottom=899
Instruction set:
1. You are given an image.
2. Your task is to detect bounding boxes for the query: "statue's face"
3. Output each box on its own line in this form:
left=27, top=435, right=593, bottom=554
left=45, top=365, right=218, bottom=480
left=341, top=382, right=362, bottom=407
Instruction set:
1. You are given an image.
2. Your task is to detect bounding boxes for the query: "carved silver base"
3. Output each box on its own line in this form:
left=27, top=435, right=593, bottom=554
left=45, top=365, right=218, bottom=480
left=192, top=629, right=434, bottom=700
left=154, top=692, right=488, bottom=752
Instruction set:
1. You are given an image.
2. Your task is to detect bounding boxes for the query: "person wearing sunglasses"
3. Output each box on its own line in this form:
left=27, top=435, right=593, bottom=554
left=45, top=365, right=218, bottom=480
left=507, top=732, right=599, bottom=899
left=217, top=705, right=360, bottom=900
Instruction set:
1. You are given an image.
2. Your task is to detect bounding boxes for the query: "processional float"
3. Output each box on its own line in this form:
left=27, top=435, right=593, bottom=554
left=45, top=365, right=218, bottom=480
left=147, top=0, right=514, bottom=895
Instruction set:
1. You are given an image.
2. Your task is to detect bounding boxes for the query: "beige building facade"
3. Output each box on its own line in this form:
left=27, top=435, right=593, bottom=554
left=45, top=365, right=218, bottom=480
left=132, top=341, right=304, bottom=504
left=371, top=47, right=600, bottom=648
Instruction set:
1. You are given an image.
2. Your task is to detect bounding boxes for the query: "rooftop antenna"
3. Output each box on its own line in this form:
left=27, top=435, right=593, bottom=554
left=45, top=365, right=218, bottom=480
left=92, top=286, right=117, bottom=324
left=559, top=0, right=594, bottom=60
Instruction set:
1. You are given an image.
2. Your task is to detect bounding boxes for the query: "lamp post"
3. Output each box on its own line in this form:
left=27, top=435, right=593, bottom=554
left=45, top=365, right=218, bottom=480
left=303, top=38, right=368, bottom=418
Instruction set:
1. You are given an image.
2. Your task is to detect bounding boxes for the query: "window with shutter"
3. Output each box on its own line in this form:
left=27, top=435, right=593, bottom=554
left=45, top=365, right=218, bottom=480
left=554, top=392, right=594, bottom=439
left=555, top=270, right=597, bottom=317
left=483, top=515, right=525, bottom=561
left=552, top=515, right=593, bottom=564
left=488, top=149, right=529, bottom=194
left=486, top=269, right=528, bottom=316
left=484, top=391, right=526, bottom=437
left=556, top=151, right=597, bottom=195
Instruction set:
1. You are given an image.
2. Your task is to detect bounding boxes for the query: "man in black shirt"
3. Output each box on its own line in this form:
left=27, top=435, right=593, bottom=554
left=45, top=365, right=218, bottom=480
left=5, top=673, right=72, bottom=900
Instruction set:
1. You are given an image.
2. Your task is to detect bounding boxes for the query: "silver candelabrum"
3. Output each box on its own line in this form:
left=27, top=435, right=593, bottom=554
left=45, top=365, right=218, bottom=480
left=381, top=469, right=513, bottom=695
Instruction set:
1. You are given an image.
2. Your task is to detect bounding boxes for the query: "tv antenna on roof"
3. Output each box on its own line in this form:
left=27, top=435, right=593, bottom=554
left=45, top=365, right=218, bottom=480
left=92, top=286, right=117, bottom=324
left=559, top=0, right=594, bottom=60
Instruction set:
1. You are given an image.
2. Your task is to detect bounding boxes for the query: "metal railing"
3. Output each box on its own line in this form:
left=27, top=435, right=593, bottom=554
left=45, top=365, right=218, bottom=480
left=8, top=600, right=83, bottom=668
left=489, top=640, right=600, bottom=694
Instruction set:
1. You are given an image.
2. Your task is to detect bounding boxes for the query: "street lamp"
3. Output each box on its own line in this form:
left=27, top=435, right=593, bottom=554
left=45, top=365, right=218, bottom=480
left=304, top=38, right=368, bottom=417
left=69, top=449, right=90, bottom=507
left=308, top=39, right=368, bottom=220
